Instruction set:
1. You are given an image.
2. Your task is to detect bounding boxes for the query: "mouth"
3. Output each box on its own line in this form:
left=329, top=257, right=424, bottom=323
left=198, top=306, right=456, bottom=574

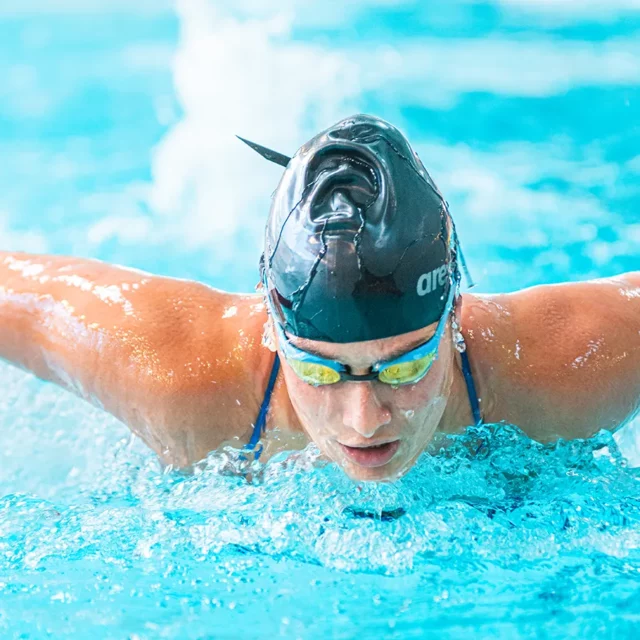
left=339, top=440, right=400, bottom=468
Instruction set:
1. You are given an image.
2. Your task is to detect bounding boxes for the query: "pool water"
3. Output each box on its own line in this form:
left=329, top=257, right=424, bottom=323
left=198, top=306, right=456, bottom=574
left=1, top=1, right=639, bottom=638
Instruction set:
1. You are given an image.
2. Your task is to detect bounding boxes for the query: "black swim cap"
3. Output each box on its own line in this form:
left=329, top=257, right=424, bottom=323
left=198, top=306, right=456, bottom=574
left=257, top=114, right=459, bottom=343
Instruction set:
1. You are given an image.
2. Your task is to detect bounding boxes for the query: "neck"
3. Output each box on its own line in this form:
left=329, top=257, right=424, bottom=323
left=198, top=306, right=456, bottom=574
left=265, top=353, right=304, bottom=435
left=438, top=348, right=479, bottom=435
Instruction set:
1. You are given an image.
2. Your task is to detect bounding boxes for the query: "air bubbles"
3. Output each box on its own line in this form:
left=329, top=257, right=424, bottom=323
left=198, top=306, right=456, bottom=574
left=3, top=384, right=639, bottom=629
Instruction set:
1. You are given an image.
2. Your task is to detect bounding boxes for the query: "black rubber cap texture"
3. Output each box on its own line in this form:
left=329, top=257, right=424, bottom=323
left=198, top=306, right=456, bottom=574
left=263, top=114, right=455, bottom=343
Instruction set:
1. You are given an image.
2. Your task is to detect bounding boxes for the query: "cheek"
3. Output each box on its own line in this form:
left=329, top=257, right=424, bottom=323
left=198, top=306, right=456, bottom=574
left=281, top=365, right=339, bottom=426
left=387, top=350, right=453, bottom=412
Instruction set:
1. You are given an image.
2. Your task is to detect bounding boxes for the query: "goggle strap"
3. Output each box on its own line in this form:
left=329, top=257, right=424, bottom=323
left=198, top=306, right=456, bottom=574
left=449, top=213, right=475, bottom=290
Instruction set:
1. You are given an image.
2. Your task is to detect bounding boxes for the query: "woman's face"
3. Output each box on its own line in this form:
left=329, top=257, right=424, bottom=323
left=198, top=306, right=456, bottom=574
left=277, top=321, right=456, bottom=482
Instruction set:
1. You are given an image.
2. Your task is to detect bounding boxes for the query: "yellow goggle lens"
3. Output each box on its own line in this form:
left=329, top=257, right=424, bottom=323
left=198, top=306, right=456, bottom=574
left=288, top=360, right=341, bottom=386
left=378, top=352, right=436, bottom=385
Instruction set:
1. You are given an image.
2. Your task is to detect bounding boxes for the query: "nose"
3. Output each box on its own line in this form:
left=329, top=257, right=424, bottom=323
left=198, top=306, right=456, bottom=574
left=341, top=382, right=392, bottom=438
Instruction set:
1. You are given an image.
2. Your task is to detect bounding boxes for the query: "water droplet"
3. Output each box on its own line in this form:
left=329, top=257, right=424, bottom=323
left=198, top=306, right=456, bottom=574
left=454, top=328, right=466, bottom=353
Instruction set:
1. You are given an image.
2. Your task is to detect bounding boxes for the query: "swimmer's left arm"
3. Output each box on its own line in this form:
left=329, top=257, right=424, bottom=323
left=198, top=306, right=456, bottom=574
left=473, top=272, right=640, bottom=442
left=538, top=271, right=640, bottom=439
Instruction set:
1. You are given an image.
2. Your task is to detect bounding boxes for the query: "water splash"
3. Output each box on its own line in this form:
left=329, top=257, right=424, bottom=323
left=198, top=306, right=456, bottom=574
left=1, top=365, right=640, bottom=637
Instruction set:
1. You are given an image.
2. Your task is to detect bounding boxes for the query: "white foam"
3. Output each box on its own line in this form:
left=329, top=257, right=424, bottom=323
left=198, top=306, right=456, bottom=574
left=145, top=1, right=639, bottom=272
left=147, top=0, right=361, bottom=262
left=356, top=37, right=640, bottom=108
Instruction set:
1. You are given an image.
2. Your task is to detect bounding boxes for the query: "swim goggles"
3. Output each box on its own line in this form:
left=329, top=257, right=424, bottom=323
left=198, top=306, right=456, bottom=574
left=267, top=283, right=455, bottom=387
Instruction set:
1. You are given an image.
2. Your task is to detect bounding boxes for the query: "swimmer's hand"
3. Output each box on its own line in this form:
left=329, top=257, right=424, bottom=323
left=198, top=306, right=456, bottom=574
left=0, top=252, right=271, bottom=467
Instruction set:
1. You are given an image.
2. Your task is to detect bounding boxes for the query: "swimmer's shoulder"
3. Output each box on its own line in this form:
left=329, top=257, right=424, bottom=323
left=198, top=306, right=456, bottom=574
left=460, top=273, right=640, bottom=441
left=130, top=278, right=274, bottom=466
left=0, top=253, right=275, bottom=467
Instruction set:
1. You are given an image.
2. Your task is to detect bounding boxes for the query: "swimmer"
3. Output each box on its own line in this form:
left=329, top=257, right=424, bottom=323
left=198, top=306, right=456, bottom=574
left=0, top=114, right=638, bottom=481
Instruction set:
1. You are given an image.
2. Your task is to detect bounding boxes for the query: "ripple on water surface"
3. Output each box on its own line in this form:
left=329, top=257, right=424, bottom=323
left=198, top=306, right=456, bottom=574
left=1, top=388, right=640, bottom=639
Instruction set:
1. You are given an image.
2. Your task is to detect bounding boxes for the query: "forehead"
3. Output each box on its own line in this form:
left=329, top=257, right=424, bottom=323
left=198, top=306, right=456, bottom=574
left=289, top=322, right=439, bottom=365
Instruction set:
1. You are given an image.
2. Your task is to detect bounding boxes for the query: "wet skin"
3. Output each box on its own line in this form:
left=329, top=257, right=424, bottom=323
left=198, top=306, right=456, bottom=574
left=0, top=251, right=638, bottom=481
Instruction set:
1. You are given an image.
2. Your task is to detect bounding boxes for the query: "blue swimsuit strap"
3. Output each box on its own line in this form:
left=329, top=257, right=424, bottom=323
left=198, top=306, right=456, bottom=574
left=460, top=349, right=482, bottom=426
left=244, top=353, right=281, bottom=460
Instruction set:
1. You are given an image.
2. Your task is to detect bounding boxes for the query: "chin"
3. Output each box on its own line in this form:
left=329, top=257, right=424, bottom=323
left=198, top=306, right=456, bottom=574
left=338, top=456, right=410, bottom=483
left=343, top=466, right=397, bottom=482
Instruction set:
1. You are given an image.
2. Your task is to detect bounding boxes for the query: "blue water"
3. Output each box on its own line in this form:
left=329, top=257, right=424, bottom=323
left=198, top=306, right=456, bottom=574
left=1, top=1, right=639, bottom=638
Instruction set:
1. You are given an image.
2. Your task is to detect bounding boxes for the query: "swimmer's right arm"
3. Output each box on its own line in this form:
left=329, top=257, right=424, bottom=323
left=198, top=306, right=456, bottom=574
left=0, top=252, right=268, bottom=466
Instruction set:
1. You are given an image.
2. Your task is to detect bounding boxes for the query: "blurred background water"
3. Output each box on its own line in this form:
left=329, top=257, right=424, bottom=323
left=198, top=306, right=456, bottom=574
left=0, top=0, right=639, bottom=638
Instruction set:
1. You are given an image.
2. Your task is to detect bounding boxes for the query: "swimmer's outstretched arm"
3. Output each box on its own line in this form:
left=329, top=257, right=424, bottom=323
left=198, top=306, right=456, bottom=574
left=466, top=271, right=640, bottom=442
left=0, top=252, right=270, bottom=466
